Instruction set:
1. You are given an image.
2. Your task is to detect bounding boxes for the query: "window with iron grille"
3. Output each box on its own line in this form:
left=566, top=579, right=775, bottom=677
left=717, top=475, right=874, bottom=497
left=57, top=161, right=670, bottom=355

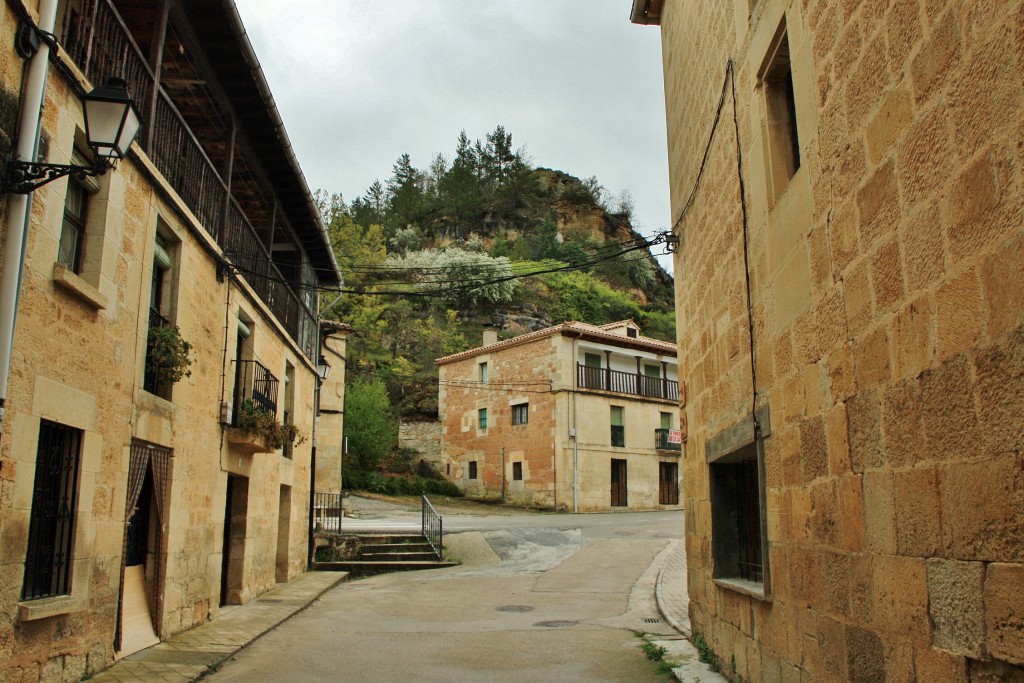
left=610, top=406, right=625, bottom=447
left=468, top=461, right=478, bottom=480
left=512, top=462, right=523, bottom=481
left=22, top=420, right=83, bottom=600
left=512, top=403, right=528, bottom=425
left=478, top=408, right=488, bottom=429
left=710, top=442, right=766, bottom=586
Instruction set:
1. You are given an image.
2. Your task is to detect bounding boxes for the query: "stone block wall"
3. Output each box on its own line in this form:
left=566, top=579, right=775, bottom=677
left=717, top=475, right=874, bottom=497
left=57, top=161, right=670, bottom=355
left=439, top=337, right=559, bottom=505
left=657, top=0, right=1024, bottom=679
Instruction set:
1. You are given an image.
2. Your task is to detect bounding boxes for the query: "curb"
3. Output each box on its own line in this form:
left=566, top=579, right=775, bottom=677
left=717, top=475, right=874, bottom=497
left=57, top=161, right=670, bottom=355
left=654, top=540, right=691, bottom=638
left=193, top=572, right=349, bottom=682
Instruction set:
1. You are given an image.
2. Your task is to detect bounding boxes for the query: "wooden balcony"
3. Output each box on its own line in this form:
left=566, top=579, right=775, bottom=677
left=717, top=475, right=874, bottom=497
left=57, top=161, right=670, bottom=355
left=58, top=0, right=323, bottom=360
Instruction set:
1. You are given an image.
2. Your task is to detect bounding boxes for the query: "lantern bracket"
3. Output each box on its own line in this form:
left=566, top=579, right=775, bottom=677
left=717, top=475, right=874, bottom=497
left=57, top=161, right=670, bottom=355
left=1, top=158, right=110, bottom=195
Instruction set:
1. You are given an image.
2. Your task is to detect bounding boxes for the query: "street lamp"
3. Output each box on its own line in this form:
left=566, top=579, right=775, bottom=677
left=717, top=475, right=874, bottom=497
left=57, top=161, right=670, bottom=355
left=1, top=76, right=142, bottom=195
left=315, top=355, right=332, bottom=382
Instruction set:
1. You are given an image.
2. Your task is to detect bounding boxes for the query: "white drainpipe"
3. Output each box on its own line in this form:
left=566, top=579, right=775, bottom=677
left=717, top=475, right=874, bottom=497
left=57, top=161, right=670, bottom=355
left=0, top=0, right=59, bottom=430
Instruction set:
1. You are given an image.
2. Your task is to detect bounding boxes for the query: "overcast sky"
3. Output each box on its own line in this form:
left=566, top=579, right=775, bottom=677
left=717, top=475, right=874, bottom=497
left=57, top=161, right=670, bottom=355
left=233, top=1, right=672, bottom=272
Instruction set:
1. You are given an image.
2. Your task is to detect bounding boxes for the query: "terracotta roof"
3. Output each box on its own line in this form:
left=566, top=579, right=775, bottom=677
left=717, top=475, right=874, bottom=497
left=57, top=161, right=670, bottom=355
left=436, top=321, right=676, bottom=366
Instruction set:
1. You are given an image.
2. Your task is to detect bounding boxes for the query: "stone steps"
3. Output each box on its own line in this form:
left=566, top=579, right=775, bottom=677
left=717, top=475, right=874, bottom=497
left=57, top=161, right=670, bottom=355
left=314, top=533, right=453, bottom=576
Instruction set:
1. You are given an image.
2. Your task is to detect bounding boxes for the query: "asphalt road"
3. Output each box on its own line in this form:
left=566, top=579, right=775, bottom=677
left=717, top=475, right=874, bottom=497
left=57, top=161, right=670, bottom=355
left=207, top=502, right=685, bottom=682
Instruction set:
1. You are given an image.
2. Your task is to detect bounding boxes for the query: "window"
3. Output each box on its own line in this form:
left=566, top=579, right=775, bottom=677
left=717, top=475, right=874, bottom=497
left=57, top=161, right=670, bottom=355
left=626, top=328, right=638, bottom=338
left=282, top=362, right=295, bottom=459
left=512, top=403, right=528, bottom=425
left=144, top=229, right=178, bottom=397
left=23, top=420, right=83, bottom=600
left=479, top=362, right=488, bottom=383
left=478, top=408, right=488, bottom=429
left=710, top=442, right=766, bottom=587
left=760, top=20, right=801, bottom=203
left=56, top=148, right=101, bottom=275
left=57, top=176, right=88, bottom=272
left=610, top=406, right=625, bottom=447
left=468, top=461, right=477, bottom=480
left=512, top=462, right=523, bottom=481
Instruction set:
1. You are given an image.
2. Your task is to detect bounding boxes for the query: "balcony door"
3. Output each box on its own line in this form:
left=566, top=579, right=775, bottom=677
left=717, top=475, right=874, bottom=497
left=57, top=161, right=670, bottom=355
left=659, top=462, right=679, bottom=505
left=611, top=459, right=628, bottom=507
left=584, top=353, right=603, bottom=389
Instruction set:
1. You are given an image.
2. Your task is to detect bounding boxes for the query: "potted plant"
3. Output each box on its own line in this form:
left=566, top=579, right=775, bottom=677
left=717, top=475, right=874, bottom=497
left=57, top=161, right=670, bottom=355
left=146, top=324, right=194, bottom=385
left=233, top=399, right=305, bottom=450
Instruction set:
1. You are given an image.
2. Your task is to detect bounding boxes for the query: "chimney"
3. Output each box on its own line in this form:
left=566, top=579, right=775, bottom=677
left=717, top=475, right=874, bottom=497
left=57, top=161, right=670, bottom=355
left=483, top=327, right=499, bottom=346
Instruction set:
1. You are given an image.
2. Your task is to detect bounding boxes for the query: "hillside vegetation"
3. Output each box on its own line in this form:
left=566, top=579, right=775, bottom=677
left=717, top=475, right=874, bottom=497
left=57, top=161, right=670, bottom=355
left=317, top=126, right=675, bottom=418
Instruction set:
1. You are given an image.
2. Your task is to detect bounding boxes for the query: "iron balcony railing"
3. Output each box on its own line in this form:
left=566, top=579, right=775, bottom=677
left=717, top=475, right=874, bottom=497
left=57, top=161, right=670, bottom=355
left=421, top=495, right=443, bottom=560
left=61, top=0, right=318, bottom=360
left=233, top=360, right=280, bottom=421
left=655, top=428, right=682, bottom=452
left=577, top=364, right=679, bottom=401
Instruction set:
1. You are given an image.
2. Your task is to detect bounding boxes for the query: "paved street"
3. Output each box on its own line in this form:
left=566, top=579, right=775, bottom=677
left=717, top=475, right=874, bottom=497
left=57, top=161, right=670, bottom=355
left=208, top=502, right=686, bottom=682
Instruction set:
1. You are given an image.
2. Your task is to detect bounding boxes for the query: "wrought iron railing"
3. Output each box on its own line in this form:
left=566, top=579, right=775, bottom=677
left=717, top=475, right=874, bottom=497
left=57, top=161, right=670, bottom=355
left=233, top=360, right=280, bottom=420
left=655, top=428, right=682, bottom=452
left=577, top=364, right=679, bottom=401
left=143, top=307, right=170, bottom=394
left=61, top=0, right=318, bottom=361
left=312, top=492, right=342, bottom=533
left=421, top=495, right=443, bottom=560
left=611, top=424, right=625, bottom=447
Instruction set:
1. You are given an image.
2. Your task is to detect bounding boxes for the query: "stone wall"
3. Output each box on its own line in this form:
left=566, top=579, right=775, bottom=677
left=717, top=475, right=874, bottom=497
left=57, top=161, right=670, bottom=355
left=398, top=420, right=442, bottom=467
left=657, top=0, right=1023, bottom=679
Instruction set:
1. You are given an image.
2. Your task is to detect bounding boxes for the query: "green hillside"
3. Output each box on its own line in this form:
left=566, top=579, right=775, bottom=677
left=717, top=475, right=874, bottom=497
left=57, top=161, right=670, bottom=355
left=317, top=126, right=675, bottom=417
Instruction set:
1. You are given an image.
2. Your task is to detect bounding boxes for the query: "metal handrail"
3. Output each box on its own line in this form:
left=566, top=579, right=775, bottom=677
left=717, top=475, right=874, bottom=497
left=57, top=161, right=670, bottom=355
left=577, top=363, right=679, bottom=401
left=421, top=495, right=443, bottom=560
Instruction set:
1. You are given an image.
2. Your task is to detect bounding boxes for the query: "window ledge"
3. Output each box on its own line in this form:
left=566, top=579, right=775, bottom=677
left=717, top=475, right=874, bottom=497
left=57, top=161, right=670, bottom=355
left=713, top=577, right=771, bottom=602
left=52, top=263, right=108, bottom=310
left=19, top=594, right=81, bottom=621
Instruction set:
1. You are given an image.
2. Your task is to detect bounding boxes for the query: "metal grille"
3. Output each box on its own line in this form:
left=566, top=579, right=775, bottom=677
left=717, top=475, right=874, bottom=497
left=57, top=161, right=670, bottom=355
left=312, top=492, right=341, bottom=532
left=655, top=428, right=682, bottom=452
left=735, top=457, right=763, bottom=582
left=143, top=307, right=171, bottom=394
left=234, top=360, right=280, bottom=417
left=22, top=421, right=82, bottom=600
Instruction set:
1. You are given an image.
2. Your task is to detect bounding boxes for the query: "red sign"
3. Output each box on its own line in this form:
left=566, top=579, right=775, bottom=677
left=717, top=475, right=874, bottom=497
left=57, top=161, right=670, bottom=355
left=668, top=429, right=682, bottom=444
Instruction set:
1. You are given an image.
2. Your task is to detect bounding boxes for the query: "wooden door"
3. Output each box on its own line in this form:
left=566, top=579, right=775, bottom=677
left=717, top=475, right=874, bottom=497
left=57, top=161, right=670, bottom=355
left=659, top=462, right=679, bottom=505
left=611, top=459, right=628, bottom=507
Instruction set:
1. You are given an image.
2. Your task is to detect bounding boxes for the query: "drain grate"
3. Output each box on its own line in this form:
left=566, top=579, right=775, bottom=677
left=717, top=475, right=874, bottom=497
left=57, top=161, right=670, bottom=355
left=534, top=620, right=578, bottom=628
left=496, top=605, right=535, bottom=613
left=644, top=617, right=661, bottom=624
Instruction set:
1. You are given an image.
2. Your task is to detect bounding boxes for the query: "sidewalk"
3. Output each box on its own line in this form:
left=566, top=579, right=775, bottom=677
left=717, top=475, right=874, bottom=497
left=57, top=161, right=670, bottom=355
left=91, top=571, right=347, bottom=683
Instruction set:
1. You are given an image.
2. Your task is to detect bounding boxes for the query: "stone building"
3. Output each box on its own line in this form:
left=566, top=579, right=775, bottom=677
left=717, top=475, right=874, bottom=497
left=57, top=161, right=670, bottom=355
left=437, top=321, right=683, bottom=511
left=632, top=0, right=1023, bottom=679
left=0, top=0, right=342, bottom=679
